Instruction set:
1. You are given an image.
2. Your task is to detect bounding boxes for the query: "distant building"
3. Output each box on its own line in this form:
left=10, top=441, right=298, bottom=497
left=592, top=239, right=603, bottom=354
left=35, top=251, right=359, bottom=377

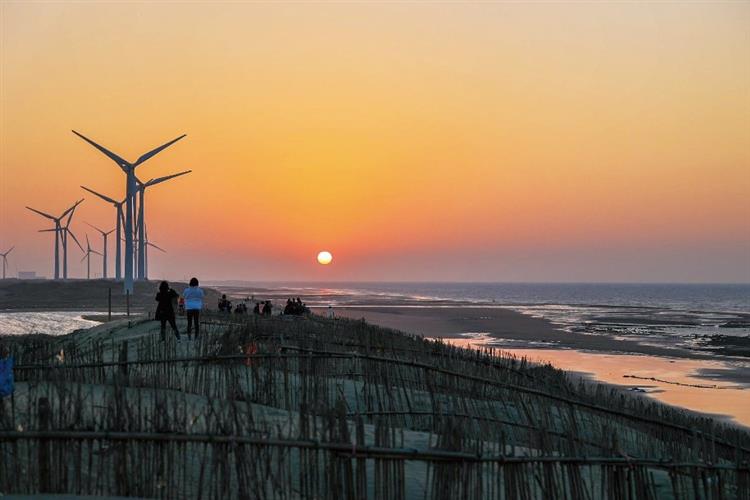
left=17, top=271, right=37, bottom=279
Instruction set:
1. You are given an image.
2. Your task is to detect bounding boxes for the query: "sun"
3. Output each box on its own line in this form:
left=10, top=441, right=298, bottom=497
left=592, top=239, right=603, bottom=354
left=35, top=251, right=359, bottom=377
left=317, top=251, right=333, bottom=265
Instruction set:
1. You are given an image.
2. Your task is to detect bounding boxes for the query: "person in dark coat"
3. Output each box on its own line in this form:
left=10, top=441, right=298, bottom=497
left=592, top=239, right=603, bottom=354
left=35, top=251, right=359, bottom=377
left=262, top=300, right=272, bottom=315
left=155, top=281, right=181, bottom=342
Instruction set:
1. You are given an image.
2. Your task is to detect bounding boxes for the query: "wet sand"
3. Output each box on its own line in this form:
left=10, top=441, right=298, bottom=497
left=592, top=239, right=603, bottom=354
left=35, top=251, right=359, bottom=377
left=330, top=306, right=702, bottom=358
left=513, top=349, right=750, bottom=427
left=324, top=305, right=750, bottom=427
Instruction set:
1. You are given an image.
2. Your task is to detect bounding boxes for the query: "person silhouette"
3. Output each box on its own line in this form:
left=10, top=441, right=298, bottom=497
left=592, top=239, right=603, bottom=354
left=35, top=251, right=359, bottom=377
left=183, top=277, right=205, bottom=341
left=155, top=281, right=180, bottom=343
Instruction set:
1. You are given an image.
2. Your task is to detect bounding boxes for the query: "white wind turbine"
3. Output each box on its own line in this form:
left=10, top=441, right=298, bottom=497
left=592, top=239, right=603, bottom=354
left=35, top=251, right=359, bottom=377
left=81, top=234, right=103, bottom=280
left=38, top=203, right=85, bottom=279
left=86, top=223, right=115, bottom=279
left=133, top=170, right=191, bottom=280
left=143, top=222, right=166, bottom=280
left=0, top=246, right=13, bottom=279
left=26, top=199, right=84, bottom=279
left=73, top=130, right=186, bottom=294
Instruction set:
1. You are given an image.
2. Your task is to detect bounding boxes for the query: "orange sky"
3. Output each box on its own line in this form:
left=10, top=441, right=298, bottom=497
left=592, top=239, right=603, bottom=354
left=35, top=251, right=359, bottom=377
left=0, top=2, right=748, bottom=282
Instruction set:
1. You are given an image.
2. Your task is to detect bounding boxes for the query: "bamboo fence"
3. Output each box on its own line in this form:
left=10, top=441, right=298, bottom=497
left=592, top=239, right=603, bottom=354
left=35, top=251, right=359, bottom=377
left=1, top=313, right=748, bottom=499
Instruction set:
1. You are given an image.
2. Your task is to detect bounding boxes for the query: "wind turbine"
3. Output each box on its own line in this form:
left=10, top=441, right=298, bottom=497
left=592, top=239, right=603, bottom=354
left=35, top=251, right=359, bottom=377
left=81, top=235, right=103, bottom=279
left=61, top=202, right=84, bottom=278
left=72, top=130, right=186, bottom=294
left=39, top=203, right=84, bottom=279
left=145, top=240, right=166, bottom=279
left=26, top=199, right=83, bottom=279
left=86, top=223, right=114, bottom=279
left=134, top=170, right=191, bottom=280
left=0, top=247, right=13, bottom=279
left=81, top=187, right=126, bottom=281
left=142, top=221, right=167, bottom=280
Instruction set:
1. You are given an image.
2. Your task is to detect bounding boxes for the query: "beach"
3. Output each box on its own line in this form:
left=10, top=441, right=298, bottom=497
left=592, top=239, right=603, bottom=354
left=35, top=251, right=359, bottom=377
left=324, top=305, right=750, bottom=427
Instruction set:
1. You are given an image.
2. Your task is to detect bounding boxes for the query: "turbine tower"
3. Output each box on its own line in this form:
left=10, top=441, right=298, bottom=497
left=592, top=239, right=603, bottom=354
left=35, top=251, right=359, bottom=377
left=26, top=199, right=83, bottom=279
left=86, top=223, right=115, bottom=279
left=81, top=234, right=103, bottom=279
left=134, top=170, right=191, bottom=280
left=81, top=187, right=126, bottom=281
left=73, top=130, right=186, bottom=294
left=0, top=247, right=13, bottom=279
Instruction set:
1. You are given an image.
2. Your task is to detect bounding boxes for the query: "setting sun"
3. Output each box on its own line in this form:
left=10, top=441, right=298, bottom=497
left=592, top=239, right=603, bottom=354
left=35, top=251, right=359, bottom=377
left=317, top=251, right=332, bottom=265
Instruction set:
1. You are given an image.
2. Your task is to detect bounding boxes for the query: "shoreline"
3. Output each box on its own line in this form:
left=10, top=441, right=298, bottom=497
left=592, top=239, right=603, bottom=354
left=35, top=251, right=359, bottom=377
left=318, top=305, right=750, bottom=427
left=323, top=305, right=712, bottom=358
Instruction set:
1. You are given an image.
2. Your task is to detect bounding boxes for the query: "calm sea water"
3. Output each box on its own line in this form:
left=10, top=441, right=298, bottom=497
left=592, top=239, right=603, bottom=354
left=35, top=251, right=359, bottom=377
left=212, top=282, right=749, bottom=311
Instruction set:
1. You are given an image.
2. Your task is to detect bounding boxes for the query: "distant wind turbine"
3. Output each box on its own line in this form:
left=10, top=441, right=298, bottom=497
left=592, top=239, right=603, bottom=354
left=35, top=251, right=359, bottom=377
left=39, top=204, right=84, bottom=279
left=144, top=223, right=165, bottom=279
left=86, top=222, right=115, bottom=279
left=81, top=187, right=126, bottom=281
left=81, top=234, right=103, bottom=279
left=0, top=246, right=13, bottom=279
left=26, top=199, right=83, bottom=279
left=134, top=170, right=190, bottom=280
left=73, top=130, right=186, bottom=294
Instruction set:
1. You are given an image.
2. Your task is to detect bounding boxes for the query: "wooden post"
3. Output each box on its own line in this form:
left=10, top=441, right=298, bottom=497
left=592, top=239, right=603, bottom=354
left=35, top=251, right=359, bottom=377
left=108, top=287, right=112, bottom=322
left=119, top=340, right=128, bottom=383
left=38, top=397, right=51, bottom=493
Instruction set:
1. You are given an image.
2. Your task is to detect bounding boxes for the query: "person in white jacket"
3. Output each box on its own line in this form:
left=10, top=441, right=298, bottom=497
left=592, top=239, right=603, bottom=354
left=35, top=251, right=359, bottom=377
left=182, top=277, right=205, bottom=340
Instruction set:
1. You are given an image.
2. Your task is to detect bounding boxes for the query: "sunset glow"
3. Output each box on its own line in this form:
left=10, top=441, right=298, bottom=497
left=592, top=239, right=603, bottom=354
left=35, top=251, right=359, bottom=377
left=0, top=2, right=748, bottom=282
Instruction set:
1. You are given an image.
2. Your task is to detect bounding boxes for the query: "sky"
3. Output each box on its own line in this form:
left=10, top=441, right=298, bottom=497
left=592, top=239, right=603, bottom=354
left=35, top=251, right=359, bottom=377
left=0, top=1, right=748, bottom=283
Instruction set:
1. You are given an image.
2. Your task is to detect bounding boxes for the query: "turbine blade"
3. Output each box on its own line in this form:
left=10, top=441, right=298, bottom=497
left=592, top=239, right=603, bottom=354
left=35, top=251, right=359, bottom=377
left=81, top=254, right=87, bottom=263
left=2, top=246, right=14, bottom=256
left=38, top=229, right=58, bottom=233
left=147, top=242, right=166, bottom=253
left=67, top=230, right=84, bottom=252
left=85, top=234, right=91, bottom=248
left=60, top=198, right=84, bottom=220
left=85, top=222, right=105, bottom=234
left=145, top=169, right=192, bottom=187
left=81, top=186, right=118, bottom=205
left=133, top=134, right=186, bottom=167
left=62, top=199, right=84, bottom=228
left=72, top=130, right=131, bottom=171
left=92, top=250, right=103, bottom=256
left=26, top=206, right=57, bottom=220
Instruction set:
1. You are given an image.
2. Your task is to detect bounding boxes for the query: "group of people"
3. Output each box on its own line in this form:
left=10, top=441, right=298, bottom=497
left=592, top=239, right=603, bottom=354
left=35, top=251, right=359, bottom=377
left=155, top=278, right=205, bottom=343
left=218, top=295, right=273, bottom=315
left=283, top=297, right=310, bottom=316
left=157, top=285, right=323, bottom=342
